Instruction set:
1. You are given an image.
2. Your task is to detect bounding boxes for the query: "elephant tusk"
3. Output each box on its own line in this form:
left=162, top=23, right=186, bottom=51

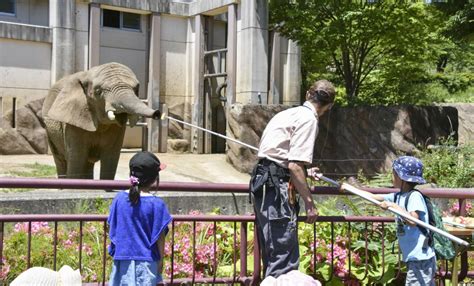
left=107, top=110, right=116, bottom=121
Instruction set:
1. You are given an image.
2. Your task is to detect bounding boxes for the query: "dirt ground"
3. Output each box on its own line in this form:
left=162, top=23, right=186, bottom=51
left=0, top=152, right=250, bottom=184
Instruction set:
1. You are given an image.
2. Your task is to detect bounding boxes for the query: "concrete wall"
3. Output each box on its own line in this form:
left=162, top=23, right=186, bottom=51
left=0, top=0, right=49, bottom=26
left=0, top=38, right=51, bottom=113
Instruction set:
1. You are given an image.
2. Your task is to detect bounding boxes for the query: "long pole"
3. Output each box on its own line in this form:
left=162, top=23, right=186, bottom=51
left=320, top=178, right=469, bottom=247
left=160, top=112, right=469, bottom=247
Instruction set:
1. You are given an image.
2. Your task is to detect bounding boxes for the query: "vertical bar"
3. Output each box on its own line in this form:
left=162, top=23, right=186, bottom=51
left=141, top=125, right=148, bottom=152
left=102, top=222, right=107, bottom=286
left=240, top=222, right=247, bottom=279
left=0, top=222, right=4, bottom=273
left=27, top=221, right=31, bottom=269
left=212, top=221, right=217, bottom=284
left=53, top=222, right=58, bottom=271
left=348, top=222, right=351, bottom=276
left=79, top=221, right=83, bottom=272
left=88, top=3, right=100, bottom=68
left=226, top=4, right=237, bottom=105
left=147, top=12, right=162, bottom=152
left=11, top=97, right=16, bottom=128
left=233, top=222, right=237, bottom=283
left=170, top=221, right=175, bottom=284
left=459, top=198, right=466, bottom=216
left=192, top=221, right=196, bottom=284
left=252, top=221, right=260, bottom=284
left=313, top=223, right=316, bottom=275
left=192, top=14, right=205, bottom=154
left=159, top=103, right=168, bottom=153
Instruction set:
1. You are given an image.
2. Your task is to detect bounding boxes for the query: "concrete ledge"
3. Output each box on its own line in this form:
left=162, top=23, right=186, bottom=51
left=0, top=190, right=254, bottom=215
left=0, top=21, right=51, bottom=43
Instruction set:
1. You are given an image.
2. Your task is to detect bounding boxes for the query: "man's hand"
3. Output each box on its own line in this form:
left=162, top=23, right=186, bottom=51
left=305, top=203, right=318, bottom=224
left=307, top=167, right=322, bottom=181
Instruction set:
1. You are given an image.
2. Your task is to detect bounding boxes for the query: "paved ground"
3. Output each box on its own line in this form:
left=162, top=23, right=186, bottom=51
left=0, top=151, right=250, bottom=183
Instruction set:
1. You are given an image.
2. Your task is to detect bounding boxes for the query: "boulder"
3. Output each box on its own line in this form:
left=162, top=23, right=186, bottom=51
left=443, top=103, right=473, bottom=145
left=0, top=98, right=48, bottom=154
left=167, top=139, right=189, bottom=153
left=0, top=127, right=37, bottom=154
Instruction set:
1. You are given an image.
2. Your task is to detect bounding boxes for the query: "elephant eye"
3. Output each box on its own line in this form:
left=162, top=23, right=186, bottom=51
left=133, top=85, right=139, bottom=96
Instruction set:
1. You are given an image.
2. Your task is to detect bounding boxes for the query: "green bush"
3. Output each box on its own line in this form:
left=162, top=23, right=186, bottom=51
left=418, top=138, right=473, bottom=188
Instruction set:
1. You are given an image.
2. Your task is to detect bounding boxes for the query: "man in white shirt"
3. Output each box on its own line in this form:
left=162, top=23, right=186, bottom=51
left=250, top=80, right=336, bottom=278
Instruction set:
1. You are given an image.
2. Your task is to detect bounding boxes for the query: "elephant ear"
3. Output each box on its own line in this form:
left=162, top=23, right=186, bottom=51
left=47, top=76, right=98, bottom=132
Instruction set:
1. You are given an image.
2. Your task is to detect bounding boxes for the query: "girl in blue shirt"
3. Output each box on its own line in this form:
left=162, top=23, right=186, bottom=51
left=108, top=151, right=172, bottom=286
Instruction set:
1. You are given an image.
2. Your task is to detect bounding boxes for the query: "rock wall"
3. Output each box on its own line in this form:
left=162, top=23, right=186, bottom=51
left=227, top=104, right=470, bottom=177
left=0, top=98, right=48, bottom=155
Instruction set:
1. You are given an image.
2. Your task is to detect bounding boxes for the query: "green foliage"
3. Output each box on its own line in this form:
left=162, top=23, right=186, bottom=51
left=418, top=138, right=473, bottom=188
left=270, top=0, right=474, bottom=105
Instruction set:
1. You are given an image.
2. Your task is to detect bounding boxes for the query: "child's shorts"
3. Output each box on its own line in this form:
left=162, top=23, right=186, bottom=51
left=109, top=260, right=161, bottom=286
left=405, top=256, right=436, bottom=286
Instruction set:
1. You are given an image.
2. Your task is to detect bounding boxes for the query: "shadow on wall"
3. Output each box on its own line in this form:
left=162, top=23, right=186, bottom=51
left=314, top=105, right=458, bottom=178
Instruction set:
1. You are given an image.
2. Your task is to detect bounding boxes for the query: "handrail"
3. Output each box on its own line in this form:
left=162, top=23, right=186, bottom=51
left=0, top=178, right=472, bottom=198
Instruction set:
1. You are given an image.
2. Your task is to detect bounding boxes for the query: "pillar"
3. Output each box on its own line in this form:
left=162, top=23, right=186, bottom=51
left=236, top=0, right=268, bottom=104
left=50, top=0, right=76, bottom=83
left=147, top=13, right=163, bottom=152
left=88, top=3, right=100, bottom=68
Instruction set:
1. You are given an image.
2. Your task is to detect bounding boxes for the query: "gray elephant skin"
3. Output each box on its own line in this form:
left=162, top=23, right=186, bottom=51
left=42, top=62, right=160, bottom=179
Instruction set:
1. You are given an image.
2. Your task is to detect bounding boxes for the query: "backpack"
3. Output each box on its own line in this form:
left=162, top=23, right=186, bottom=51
left=394, top=190, right=456, bottom=260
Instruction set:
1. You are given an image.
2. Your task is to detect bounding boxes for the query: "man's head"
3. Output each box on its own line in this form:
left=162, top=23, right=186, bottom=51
left=306, top=80, right=336, bottom=116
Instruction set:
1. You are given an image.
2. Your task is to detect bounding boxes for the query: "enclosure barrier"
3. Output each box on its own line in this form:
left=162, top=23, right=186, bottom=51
left=0, top=178, right=472, bottom=285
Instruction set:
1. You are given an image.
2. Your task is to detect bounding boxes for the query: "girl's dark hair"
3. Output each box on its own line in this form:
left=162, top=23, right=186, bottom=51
left=129, top=174, right=158, bottom=204
left=128, top=151, right=162, bottom=205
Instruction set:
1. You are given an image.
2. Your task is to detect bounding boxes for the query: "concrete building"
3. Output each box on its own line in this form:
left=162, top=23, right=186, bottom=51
left=0, top=0, right=301, bottom=153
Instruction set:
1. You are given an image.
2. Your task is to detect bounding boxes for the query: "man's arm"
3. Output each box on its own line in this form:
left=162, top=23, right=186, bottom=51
left=288, top=161, right=318, bottom=224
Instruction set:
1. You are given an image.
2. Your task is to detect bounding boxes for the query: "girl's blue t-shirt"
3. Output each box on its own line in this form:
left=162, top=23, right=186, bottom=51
left=108, top=191, right=172, bottom=261
left=384, top=191, right=435, bottom=262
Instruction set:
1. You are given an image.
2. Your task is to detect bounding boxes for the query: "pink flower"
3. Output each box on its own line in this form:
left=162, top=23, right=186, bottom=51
left=0, top=258, right=10, bottom=280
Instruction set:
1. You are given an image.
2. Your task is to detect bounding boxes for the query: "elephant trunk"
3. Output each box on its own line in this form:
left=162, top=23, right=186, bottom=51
left=110, top=89, right=160, bottom=119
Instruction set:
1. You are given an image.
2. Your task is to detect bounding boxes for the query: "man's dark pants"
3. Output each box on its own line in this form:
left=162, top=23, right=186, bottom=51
left=253, top=180, right=299, bottom=278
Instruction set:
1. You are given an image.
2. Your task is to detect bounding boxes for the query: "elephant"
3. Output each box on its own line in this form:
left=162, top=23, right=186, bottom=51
left=42, top=62, right=160, bottom=179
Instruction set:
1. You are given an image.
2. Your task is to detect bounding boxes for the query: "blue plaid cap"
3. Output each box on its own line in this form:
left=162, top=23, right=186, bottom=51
left=392, top=156, right=426, bottom=184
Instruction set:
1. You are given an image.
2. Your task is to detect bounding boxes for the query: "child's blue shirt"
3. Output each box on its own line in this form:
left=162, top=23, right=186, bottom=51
left=384, top=191, right=435, bottom=262
left=108, top=191, right=172, bottom=261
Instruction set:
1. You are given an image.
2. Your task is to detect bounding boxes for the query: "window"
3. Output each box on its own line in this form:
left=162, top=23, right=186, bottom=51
left=102, top=9, right=141, bottom=31
left=0, top=0, right=15, bottom=15
left=122, top=12, right=141, bottom=30
left=103, top=9, right=120, bottom=28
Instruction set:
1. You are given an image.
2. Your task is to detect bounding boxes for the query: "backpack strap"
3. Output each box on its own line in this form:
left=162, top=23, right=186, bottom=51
left=404, top=189, right=430, bottom=238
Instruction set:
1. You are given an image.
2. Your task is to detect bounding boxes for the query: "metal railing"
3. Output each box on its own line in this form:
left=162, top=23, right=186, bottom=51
left=0, top=178, right=472, bottom=285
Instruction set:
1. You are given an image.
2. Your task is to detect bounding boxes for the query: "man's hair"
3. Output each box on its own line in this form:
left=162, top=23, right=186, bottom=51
left=307, top=80, right=336, bottom=105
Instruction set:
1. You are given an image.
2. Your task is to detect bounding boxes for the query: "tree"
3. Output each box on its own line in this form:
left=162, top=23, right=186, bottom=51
left=270, top=1, right=444, bottom=104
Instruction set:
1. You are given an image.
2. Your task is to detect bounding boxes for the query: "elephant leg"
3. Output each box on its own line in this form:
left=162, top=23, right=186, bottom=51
left=64, top=125, right=95, bottom=179
left=99, top=126, right=126, bottom=180
left=44, top=119, right=67, bottom=178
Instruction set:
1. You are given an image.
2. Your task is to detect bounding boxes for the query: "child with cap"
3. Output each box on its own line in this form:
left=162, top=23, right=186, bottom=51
left=108, top=151, right=172, bottom=286
left=342, top=156, right=436, bottom=285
